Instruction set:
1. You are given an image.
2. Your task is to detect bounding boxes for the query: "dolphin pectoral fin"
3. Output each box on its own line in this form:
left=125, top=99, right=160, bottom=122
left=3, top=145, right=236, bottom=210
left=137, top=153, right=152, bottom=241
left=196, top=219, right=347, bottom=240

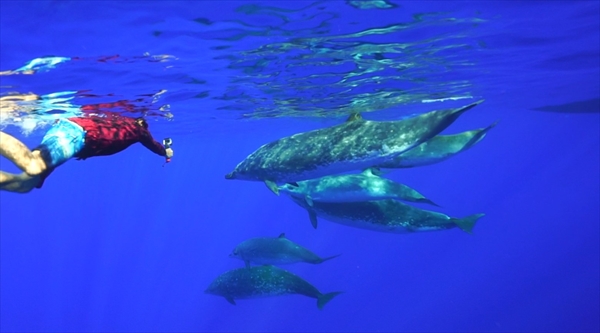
left=308, top=211, right=318, bottom=229
left=453, top=213, right=485, bottom=234
left=417, top=198, right=440, bottom=207
left=305, top=195, right=314, bottom=207
left=426, top=199, right=441, bottom=207
left=317, top=253, right=342, bottom=264
left=244, top=260, right=250, bottom=268
left=395, top=185, right=435, bottom=206
left=225, top=296, right=236, bottom=305
left=317, top=291, right=343, bottom=310
left=265, top=180, right=279, bottom=195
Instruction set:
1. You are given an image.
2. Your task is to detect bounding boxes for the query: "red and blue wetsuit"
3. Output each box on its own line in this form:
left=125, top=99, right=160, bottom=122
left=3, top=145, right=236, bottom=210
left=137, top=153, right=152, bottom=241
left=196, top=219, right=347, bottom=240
left=68, top=116, right=166, bottom=159
left=35, top=115, right=167, bottom=188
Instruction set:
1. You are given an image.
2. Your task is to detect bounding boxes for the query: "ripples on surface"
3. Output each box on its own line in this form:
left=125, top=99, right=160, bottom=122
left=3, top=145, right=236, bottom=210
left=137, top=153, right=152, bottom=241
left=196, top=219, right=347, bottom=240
left=210, top=2, right=485, bottom=118
left=1, top=0, right=597, bottom=135
left=0, top=1, right=488, bottom=134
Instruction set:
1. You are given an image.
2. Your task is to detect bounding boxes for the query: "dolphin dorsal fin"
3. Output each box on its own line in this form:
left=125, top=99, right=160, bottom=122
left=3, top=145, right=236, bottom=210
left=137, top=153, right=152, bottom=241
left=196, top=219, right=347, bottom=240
left=278, top=233, right=286, bottom=238
left=346, top=112, right=362, bottom=122
left=361, top=167, right=375, bottom=176
left=362, top=167, right=383, bottom=176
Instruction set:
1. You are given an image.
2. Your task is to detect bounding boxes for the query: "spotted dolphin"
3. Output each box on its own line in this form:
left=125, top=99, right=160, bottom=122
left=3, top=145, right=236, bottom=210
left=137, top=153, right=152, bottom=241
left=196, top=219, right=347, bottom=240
left=225, top=100, right=484, bottom=194
left=278, top=168, right=438, bottom=206
left=289, top=196, right=484, bottom=234
left=376, top=121, right=498, bottom=168
left=230, top=233, right=341, bottom=267
left=205, top=265, right=343, bottom=309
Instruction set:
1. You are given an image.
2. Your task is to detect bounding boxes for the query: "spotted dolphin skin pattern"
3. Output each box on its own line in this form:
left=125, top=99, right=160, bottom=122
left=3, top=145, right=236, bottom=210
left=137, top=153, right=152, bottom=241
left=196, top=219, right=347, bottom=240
left=289, top=196, right=485, bottom=234
left=225, top=100, right=484, bottom=184
left=376, top=121, right=498, bottom=168
left=278, top=168, right=438, bottom=206
left=205, top=265, right=343, bottom=309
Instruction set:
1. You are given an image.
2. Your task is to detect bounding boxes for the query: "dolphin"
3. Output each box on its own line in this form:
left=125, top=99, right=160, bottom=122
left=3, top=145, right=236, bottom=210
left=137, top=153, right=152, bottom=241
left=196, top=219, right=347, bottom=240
left=205, top=265, right=343, bottom=309
left=289, top=196, right=484, bottom=234
left=225, top=100, right=484, bottom=194
left=375, top=121, right=498, bottom=168
left=278, top=168, right=438, bottom=206
left=230, top=233, right=341, bottom=267
left=531, top=98, right=600, bottom=113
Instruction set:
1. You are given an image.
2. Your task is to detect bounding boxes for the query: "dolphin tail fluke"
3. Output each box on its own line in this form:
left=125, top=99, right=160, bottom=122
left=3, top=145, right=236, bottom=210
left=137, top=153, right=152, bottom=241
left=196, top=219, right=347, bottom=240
left=317, top=291, right=343, bottom=310
left=317, top=253, right=342, bottom=264
left=452, top=213, right=485, bottom=234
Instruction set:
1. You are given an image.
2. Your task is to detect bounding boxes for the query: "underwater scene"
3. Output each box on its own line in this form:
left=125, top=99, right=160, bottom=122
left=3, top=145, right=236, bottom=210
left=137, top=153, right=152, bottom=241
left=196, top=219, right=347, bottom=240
left=0, top=1, right=598, bottom=332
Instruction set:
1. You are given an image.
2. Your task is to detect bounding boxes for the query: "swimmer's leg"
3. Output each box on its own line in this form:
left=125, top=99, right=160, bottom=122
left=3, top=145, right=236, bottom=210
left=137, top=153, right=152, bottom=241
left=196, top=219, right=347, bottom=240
left=0, top=131, right=47, bottom=176
left=0, top=170, right=40, bottom=193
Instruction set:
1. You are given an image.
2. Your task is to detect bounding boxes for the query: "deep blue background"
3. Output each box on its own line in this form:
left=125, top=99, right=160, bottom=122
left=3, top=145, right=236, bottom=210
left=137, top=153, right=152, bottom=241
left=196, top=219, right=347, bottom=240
left=1, top=1, right=599, bottom=332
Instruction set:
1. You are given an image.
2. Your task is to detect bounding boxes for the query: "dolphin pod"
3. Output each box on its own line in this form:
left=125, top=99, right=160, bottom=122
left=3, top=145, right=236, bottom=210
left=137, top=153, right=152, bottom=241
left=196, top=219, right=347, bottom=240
left=211, top=100, right=495, bottom=309
left=225, top=100, right=485, bottom=194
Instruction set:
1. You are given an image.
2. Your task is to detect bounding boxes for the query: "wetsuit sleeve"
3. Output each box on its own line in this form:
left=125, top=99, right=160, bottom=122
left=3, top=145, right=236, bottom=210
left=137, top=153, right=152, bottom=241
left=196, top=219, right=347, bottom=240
left=140, top=130, right=167, bottom=156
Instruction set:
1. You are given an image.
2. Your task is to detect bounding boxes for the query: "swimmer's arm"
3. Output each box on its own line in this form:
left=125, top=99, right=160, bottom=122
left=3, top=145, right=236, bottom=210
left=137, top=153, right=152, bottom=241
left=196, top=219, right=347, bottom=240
left=140, top=131, right=167, bottom=157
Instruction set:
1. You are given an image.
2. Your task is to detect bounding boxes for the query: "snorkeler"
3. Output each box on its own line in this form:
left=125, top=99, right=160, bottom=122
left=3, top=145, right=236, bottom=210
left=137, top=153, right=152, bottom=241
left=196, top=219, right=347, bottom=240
left=0, top=114, right=174, bottom=193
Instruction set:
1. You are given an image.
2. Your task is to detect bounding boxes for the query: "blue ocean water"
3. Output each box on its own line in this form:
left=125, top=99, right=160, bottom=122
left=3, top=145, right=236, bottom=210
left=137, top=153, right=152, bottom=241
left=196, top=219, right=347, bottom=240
left=0, top=1, right=598, bottom=332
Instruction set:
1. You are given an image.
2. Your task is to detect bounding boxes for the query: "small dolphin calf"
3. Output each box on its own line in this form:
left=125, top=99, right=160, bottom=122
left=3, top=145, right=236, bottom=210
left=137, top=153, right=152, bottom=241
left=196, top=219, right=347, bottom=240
left=205, top=265, right=343, bottom=309
left=225, top=101, right=484, bottom=194
left=278, top=168, right=438, bottom=206
left=230, top=233, right=341, bottom=267
left=289, top=196, right=484, bottom=234
left=376, top=121, right=498, bottom=168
